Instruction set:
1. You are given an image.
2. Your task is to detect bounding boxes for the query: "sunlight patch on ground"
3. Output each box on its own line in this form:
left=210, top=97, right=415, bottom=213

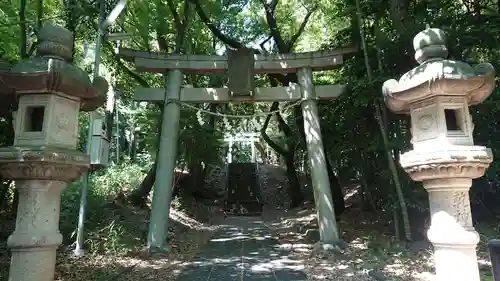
left=169, top=208, right=205, bottom=229
left=349, top=237, right=369, bottom=249
left=264, top=205, right=443, bottom=281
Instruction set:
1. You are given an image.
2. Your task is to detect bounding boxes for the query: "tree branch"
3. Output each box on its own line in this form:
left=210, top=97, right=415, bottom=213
left=258, top=0, right=287, bottom=52
left=36, top=0, right=43, bottom=30
left=175, top=0, right=191, bottom=53
left=261, top=102, right=288, bottom=156
left=156, top=31, right=170, bottom=53
left=167, top=0, right=192, bottom=52
left=268, top=77, right=293, bottom=137
left=188, top=0, right=244, bottom=48
left=19, top=0, right=27, bottom=59
left=105, top=42, right=150, bottom=88
left=166, top=0, right=181, bottom=28
left=155, top=0, right=171, bottom=52
left=270, top=0, right=279, bottom=12
left=27, top=41, right=39, bottom=57
left=288, top=6, right=317, bottom=50
left=261, top=0, right=280, bottom=14
left=260, top=35, right=272, bottom=53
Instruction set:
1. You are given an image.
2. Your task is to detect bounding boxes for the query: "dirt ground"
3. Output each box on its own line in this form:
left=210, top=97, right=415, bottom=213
left=1, top=196, right=496, bottom=281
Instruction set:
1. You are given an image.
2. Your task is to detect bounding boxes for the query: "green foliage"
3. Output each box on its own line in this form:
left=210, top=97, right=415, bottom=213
left=58, top=164, right=148, bottom=256
left=92, top=163, right=147, bottom=198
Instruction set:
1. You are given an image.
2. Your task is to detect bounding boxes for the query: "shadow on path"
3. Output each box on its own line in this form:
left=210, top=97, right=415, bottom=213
left=176, top=216, right=308, bottom=281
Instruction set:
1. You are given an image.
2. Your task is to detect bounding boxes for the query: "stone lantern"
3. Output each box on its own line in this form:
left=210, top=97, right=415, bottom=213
left=382, top=27, right=495, bottom=281
left=0, top=24, right=107, bottom=281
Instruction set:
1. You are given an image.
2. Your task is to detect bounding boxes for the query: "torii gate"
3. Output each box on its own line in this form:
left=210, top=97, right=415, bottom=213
left=224, top=132, right=260, bottom=163
left=119, top=46, right=356, bottom=251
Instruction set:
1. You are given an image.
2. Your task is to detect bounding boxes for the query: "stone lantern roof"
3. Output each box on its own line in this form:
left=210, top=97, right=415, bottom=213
left=0, top=24, right=108, bottom=111
left=382, top=27, right=495, bottom=114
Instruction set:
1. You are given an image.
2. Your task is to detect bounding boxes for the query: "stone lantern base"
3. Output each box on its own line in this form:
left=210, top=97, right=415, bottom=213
left=0, top=146, right=88, bottom=281
left=401, top=145, right=492, bottom=281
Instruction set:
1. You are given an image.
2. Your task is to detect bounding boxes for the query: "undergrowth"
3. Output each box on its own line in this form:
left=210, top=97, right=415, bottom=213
left=58, top=163, right=150, bottom=256
left=1, top=162, right=214, bottom=270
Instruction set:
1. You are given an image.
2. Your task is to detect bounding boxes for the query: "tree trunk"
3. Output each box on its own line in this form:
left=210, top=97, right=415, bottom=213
left=189, top=162, right=210, bottom=198
left=359, top=155, right=377, bottom=211
left=325, top=157, right=345, bottom=218
left=0, top=181, right=11, bottom=210
left=65, top=0, right=76, bottom=61
left=355, top=0, right=412, bottom=241
left=19, top=0, right=27, bottom=59
left=128, top=124, right=137, bottom=161
left=261, top=102, right=304, bottom=206
left=254, top=142, right=267, bottom=163
left=285, top=155, right=303, bottom=208
left=128, top=162, right=157, bottom=207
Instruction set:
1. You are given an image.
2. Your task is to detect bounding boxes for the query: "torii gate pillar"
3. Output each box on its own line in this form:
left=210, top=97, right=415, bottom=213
left=298, top=67, right=340, bottom=245
left=147, top=69, right=182, bottom=251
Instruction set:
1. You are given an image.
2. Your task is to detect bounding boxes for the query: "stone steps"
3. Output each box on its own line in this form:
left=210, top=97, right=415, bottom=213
left=224, top=163, right=263, bottom=215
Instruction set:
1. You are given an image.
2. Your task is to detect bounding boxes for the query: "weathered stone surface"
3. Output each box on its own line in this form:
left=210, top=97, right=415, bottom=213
left=0, top=24, right=106, bottom=281
left=401, top=146, right=492, bottom=181
left=382, top=28, right=495, bottom=114
left=382, top=27, right=495, bottom=281
left=119, top=46, right=355, bottom=74
left=0, top=146, right=88, bottom=181
left=227, top=48, right=255, bottom=97
left=7, top=180, right=67, bottom=281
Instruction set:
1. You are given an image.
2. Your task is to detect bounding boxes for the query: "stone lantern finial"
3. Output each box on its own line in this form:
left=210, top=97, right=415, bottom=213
left=413, top=27, right=448, bottom=64
left=38, top=24, right=74, bottom=61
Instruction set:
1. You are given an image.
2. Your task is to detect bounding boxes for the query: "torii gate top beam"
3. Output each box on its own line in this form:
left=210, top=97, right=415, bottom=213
left=118, top=46, right=357, bottom=74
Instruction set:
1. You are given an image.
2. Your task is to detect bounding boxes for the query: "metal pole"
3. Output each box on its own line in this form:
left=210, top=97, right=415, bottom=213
left=74, top=1, right=104, bottom=257
left=74, top=0, right=126, bottom=257
left=227, top=140, right=233, bottom=163
left=115, top=95, right=120, bottom=164
left=251, top=139, right=256, bottom=163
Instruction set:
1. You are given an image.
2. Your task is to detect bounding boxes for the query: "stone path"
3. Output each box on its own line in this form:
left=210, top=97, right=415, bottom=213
left=176, top=216, right=308, bottom=281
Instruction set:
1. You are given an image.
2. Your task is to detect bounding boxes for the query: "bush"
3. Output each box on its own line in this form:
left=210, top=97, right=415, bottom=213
left=92, top=163, right=147, bottom=198
left=58, top=163, right=150, bottom=255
